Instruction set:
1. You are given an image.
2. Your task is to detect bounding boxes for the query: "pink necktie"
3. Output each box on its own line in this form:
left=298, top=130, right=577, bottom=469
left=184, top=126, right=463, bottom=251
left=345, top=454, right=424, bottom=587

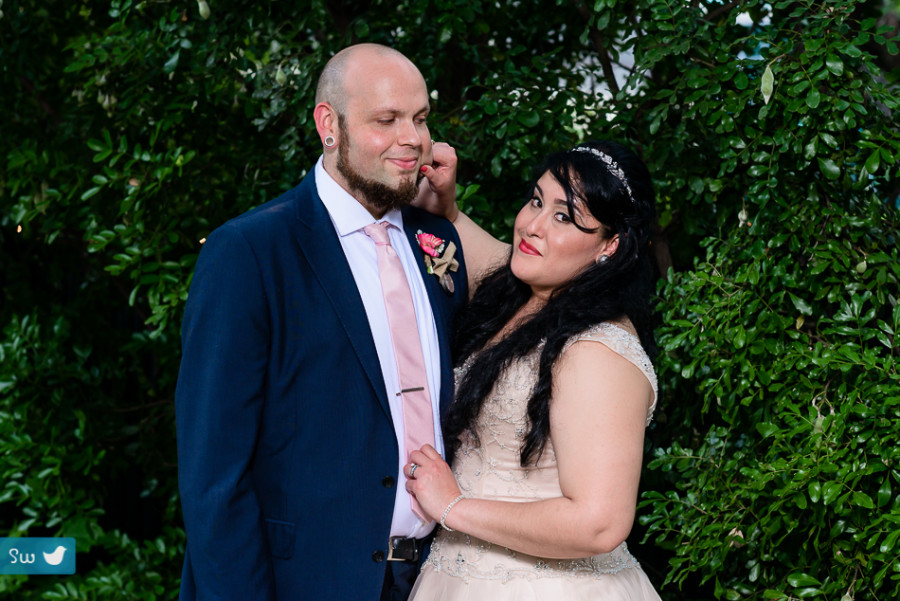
left=364, top=222, right=435, bottom=521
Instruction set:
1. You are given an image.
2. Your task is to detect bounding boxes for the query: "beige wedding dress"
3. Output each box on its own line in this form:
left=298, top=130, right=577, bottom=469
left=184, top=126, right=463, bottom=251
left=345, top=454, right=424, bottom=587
left=410, top=323, right=662, bottom=600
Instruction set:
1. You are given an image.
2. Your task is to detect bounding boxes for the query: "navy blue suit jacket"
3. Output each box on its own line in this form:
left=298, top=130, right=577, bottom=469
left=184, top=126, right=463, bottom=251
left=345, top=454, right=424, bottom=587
left=175, top=169, right=467, bottom=600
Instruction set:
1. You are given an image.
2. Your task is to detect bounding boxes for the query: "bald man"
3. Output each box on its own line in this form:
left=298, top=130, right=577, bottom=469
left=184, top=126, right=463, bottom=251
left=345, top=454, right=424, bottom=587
left=175, top=44, right=467, bottom=601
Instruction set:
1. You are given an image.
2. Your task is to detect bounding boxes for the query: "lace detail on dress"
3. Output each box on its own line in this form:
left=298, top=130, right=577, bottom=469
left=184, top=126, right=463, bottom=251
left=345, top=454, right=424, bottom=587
left=451, top=351, right=549, bottom=501
left=426, top=322, right=657, bottom=584
left=426, top=533, right=641, bottom=582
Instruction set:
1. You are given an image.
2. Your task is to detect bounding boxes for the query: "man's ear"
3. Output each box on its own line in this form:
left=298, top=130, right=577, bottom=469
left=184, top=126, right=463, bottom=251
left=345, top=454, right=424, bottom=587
left=313, top=102, right=337, bottom=146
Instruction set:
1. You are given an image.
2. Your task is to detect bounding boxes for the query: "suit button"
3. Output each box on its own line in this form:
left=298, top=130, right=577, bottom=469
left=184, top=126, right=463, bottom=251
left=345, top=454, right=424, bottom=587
left=372, top=550, right=385, bottom=563
left=382, top=476, right=395, bottom=488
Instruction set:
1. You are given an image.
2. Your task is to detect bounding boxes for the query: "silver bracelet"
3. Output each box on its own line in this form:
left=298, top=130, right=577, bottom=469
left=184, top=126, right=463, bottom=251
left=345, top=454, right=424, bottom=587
left=440, top=494, right=465, bottom=532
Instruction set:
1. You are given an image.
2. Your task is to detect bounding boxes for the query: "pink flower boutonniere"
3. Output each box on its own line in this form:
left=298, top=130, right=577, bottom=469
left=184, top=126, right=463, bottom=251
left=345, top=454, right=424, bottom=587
left=416, top=230, right=459, bottom=294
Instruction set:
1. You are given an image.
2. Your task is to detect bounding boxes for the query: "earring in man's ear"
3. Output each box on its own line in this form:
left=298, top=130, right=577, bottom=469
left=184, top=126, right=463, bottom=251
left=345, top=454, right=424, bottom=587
left=596, top=254, right=609, bottom=264
left=324, top=135, right=336, bottom=148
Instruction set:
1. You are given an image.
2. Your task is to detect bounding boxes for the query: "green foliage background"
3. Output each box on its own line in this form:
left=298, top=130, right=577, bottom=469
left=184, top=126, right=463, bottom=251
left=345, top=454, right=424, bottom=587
left=2, top=0, right=899, bottom=599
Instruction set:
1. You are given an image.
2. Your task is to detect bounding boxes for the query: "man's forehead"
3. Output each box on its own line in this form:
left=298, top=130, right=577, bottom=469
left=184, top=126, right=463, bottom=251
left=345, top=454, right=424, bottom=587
left=344, top=78, right=430, bottom=112
left=362, top=101, right=431, bottom=115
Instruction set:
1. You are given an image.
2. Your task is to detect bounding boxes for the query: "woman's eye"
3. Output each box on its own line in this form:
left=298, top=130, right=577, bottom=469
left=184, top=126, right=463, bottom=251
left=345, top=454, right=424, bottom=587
left=530, top=197, right=542, bottom=208
left=555, top=212, right=573, bottom=223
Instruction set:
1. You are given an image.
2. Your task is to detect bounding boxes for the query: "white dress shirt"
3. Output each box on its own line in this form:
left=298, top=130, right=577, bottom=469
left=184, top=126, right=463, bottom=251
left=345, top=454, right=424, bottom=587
left=315, top=157, right=443, bottom=539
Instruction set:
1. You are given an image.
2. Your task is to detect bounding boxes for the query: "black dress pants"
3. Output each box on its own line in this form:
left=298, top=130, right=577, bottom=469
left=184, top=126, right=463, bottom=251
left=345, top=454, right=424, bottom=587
left=379, top=536, right=432, bottom=601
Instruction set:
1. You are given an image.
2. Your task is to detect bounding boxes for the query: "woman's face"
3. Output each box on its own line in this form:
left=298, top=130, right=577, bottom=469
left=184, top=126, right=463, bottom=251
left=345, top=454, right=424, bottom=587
left=510, top=171, right=617, bottom=301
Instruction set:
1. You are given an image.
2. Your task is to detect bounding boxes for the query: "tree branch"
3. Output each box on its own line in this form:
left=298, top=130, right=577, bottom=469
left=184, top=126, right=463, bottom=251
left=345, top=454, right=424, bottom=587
left=704, top=1, right=742, bottom=23
left=572, top=1, right=620, bottom=96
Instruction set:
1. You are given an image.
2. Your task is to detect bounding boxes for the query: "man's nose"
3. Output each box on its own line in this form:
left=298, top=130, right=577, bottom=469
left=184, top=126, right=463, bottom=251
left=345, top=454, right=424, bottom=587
left=397, top=119, right=423, bottom=146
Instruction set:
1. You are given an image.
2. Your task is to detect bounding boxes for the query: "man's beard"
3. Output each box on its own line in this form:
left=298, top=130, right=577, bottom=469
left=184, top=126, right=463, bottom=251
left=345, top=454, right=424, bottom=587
left=336, top=124, right=421, bottom=214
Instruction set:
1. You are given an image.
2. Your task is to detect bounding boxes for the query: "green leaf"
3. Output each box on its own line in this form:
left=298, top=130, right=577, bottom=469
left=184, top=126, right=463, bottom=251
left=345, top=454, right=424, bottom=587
left=865, top=150, right=880, bottom=174
left=789, top=293, right=813, bottom=315
left=796, top=588, right=825, bottom=598
left=733, top=326, right=746, bottom=348
left=878, top=478, right=892, bottom=507
left=163, top=50, right=180, bottom=74
left=822, top=481, right=842, bottom=504
left=851, top=491, right=874, bottom=509
left=808, top=482, right=821, bottom=503
left=353, top=20, right=370, bottom=38
left=787, top=573, right=822, bottom=587
left=689, top=176, right=704, bottom=195
left=825, top=54, right=844, bottom=75
left=761, top=64, right=775, bottom=104
left=80, top=187, right=102, bottom=201
left=804, top=137, right=818, bottom=159
left=490, top=154, right=502, bottom=178
left=517, top=111, right=540, bottom=128
left=756, top=422, right=779, bottom=438
left=819, top=132, right=838, bottom=148
left=841, top=44, right=862, bottom=58
left=806, top=89, right=821, bottom=109
left=880, top=528, right=900, bottom=553
left=817, top=157, right=840, bottom=180
left=92, top=148, right=112, bottom=163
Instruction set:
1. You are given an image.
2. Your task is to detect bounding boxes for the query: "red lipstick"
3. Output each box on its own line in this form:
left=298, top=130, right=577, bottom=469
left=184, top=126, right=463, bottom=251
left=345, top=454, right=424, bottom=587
left=518, top=239, right=540, bottom=256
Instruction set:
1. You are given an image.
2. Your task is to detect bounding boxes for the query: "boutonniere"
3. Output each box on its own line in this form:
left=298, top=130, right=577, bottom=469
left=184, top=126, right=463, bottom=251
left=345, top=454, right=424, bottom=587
left=416, top=230, right=459, bottom=294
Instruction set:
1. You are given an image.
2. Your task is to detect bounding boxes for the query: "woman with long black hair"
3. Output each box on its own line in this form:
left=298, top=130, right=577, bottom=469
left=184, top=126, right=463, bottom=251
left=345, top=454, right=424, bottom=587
left=406, top=141, right=662, bottom=599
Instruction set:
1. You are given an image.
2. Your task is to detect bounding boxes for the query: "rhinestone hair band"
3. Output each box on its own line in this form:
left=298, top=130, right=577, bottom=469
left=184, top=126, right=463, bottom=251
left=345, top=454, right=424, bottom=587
left=571, top=146, right=635, bottom=203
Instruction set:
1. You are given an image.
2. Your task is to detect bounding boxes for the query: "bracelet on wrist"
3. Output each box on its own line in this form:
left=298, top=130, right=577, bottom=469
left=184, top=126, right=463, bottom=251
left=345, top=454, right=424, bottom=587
left=440, top=494, right=465, bottom=532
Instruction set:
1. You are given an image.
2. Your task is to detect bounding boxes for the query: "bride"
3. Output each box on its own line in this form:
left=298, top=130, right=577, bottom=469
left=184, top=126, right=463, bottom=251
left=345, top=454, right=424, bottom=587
left=405, top=140, right=663, bottom=599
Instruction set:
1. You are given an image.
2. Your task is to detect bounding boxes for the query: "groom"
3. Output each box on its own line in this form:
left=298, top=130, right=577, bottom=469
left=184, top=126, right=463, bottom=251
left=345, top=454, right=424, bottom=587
left=175, top=44, right=467, bottom=600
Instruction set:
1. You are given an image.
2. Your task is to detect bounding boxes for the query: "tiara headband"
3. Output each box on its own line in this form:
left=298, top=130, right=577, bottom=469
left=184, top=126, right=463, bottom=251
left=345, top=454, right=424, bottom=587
left=571, top=146, right=635, bottom=203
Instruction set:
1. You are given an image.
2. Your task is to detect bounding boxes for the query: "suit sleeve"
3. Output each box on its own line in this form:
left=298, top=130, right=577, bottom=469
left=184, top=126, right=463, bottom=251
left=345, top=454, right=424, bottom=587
left=175, top=224, right=275, bottom=600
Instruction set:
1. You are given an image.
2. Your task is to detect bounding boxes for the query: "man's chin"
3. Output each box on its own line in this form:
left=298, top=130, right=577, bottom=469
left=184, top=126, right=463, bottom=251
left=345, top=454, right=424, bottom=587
left=336, top=156, right=422, bottom=212
left=357, top=180, right=419, bottom=212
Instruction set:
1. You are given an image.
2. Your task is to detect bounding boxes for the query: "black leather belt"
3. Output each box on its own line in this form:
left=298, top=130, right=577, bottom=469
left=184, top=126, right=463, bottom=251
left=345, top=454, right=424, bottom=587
left=387, top=536, right=419, bottom=562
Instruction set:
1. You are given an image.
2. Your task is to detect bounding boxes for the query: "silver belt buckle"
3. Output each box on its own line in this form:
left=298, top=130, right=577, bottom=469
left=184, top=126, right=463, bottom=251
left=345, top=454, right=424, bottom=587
left=387, top=536, right=419, bottom=562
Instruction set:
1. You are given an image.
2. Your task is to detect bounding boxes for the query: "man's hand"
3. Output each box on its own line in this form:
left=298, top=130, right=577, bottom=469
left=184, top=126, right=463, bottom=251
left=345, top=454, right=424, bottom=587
left=415, top=142, right=459, bottom=221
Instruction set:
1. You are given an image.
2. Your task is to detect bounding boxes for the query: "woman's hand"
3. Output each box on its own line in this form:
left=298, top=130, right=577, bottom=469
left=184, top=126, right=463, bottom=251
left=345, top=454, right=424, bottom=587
left=405, top=444, right=462, bottom=523
left=414, top=142, right=459, bottom=222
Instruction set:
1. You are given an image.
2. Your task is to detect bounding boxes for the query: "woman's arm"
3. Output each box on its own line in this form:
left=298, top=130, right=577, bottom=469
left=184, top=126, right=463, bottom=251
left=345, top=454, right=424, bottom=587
left=407, top=339, right=652, bottom=559
left=416, top=143, right=509, bottom=294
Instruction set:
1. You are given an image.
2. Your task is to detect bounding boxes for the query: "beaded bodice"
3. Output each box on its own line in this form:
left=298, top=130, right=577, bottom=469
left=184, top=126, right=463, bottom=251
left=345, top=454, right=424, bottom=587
left=425, top=323, right=657, bottom=582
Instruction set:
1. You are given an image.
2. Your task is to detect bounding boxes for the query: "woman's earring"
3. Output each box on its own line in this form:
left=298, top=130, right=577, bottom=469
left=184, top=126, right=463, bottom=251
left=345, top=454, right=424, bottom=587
left=324, top=135, right=336, bottom=148
left=597, top=254, right=609, bottom=264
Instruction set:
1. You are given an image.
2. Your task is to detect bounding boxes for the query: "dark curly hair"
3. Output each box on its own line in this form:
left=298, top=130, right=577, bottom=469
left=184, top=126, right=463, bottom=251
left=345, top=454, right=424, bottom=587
left=445, top=140, right=657, bottom=466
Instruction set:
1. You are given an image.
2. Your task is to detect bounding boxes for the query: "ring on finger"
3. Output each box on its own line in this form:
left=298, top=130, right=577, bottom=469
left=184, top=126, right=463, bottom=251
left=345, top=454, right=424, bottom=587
left=409, top=463, right=419, bottom=478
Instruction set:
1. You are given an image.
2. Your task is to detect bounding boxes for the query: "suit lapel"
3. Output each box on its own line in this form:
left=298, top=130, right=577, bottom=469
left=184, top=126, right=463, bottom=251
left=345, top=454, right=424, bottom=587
left=291, top=173, right=391, bottom=418
left=401, top=214, right=455, bottom=418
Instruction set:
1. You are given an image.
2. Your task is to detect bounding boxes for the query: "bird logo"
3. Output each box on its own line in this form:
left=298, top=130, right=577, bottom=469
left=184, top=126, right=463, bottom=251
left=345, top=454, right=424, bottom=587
left=42, top=546, right=67, bottom=566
